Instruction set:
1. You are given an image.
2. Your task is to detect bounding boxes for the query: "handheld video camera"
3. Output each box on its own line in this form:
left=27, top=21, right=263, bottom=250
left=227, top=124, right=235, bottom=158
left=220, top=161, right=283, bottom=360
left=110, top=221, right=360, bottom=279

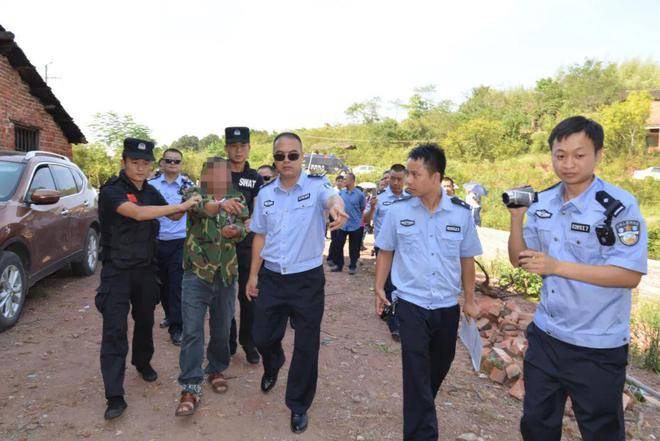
left=502, top=186, right=538, bottom=208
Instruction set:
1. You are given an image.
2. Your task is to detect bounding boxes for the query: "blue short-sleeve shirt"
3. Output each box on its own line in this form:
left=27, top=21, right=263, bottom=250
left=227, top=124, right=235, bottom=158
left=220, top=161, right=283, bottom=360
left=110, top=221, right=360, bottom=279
left=251, top=172, right=338, bottom=274
left=523, top=176, right=648, bottom=349
left=376, top=189, right=483, bottom=309
left=148, top=174, right=191, bottom=240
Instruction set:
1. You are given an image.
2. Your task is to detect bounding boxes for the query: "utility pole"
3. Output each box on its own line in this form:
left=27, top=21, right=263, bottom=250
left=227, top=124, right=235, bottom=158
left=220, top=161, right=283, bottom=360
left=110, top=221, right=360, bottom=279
left=43, top=61, right=61, bottom=84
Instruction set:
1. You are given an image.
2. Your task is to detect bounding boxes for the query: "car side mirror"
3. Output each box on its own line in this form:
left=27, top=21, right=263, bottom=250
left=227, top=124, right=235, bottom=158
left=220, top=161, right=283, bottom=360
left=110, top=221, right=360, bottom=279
left=30, top=189, right=61, bottom=205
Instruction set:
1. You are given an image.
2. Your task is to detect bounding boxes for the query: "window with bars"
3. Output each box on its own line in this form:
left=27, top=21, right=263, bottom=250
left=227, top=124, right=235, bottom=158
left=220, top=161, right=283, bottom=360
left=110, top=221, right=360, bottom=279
left=14, top=125, right=40, bottom=152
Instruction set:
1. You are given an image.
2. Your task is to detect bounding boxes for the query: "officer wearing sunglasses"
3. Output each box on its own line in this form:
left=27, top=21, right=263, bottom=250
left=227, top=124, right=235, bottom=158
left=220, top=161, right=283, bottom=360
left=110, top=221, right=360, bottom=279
left=246, top=132, right=348, bottom=434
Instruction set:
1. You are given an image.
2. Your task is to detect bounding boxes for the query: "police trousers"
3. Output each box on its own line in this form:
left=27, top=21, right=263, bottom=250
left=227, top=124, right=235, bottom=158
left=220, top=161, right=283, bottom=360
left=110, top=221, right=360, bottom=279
left=398, top=299, right=460, bottom=441
left=521, top=322, right=628, bottom=441
left=230, top=246, right=256, bottom=350
left=95, top=263, right=159, bottom=399
left=252, top=265, right=325, bottom=414
left=156, top=238, right=184, bottom=334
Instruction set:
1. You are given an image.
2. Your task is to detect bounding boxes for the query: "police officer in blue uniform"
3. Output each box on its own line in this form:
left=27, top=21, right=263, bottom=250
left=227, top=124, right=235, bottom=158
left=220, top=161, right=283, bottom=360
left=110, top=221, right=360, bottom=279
left=507, top=116, right=648, bottom=441
left=366, top=163, right=407, bottom=341
left=148, top=147, right=193, bottom=345
left=375, top=144, right=482, bottom=441
left=97, top=138, right=201, bottom=420
left=246, top=132, right=348, bottom=433
left=224, top=126, right=265, bottom=364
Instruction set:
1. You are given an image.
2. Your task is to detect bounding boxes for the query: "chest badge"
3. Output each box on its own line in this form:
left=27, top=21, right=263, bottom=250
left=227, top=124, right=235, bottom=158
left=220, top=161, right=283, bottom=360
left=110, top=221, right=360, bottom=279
left=535, top=209, right=552, bottom=219
left=615, top=220, right=641, bottom=246
left=126, top=193, right=138, bottom=203
left=446, top=225, right=461, bottom=233
left=264, top=200, right=274, bottom=207
left=383, top=201, right=393, bottom=206
left=298, top=193, right=311, bottom=202
left=400, top=219, right=415, bottom=227
left=570, top=223, right=591, bottom=233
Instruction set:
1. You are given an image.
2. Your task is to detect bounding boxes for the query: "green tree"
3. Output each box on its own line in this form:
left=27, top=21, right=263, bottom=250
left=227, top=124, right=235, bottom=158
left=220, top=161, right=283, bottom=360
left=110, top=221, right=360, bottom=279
left=345, top=98, right=382, bottom=124
left=405, top=85, right=436, bottom=120
left=443, top=118, right=507, bottom=161
left=89, top=111, right=153, bottom=150
left=72, top=143, right=117, bottom=188
left=599, top=91, right=652, bottom=157
left=557, top=59, right=621, bottom=114
left=199, top=133, right=222, bottom=149
left=170, top=135, right=200, bottom=151
left=617, top=59, right=660, bottom=91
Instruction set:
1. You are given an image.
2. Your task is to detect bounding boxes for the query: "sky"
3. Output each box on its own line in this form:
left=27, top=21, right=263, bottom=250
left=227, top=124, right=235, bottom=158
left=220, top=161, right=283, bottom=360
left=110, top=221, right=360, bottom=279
left=3, top=0, right=659, bottom=145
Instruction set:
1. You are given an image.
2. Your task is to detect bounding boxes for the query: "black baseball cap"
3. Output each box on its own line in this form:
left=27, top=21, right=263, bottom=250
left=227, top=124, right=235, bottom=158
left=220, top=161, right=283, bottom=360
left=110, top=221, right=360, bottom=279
left=123, top=138, right=155, bottom=161
left=225, top=127, right=250, bottom=144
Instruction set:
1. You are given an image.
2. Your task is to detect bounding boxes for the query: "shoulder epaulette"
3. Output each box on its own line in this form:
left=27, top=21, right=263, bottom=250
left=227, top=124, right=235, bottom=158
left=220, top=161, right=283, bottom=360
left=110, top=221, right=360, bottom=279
left=377, top=189, right=386, bottom=195
left=451, top=196, right=471, bottom=210
left=393, top=195, right=413, bottom=204
left=100, top=175, right=119, bottom=189
left=308, top=173, right=326, bottom=178
left=539, top=182, right=561, bottom=194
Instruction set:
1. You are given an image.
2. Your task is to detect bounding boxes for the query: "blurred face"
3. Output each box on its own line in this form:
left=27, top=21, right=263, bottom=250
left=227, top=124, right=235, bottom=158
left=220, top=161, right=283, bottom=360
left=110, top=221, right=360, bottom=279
left=381, top=173, right=391, bottom=187
left=200, top=160, right=231, bottom=198
left=335, top=177, right=345, bottom=189
left=163, top=150, right=182, bottom=175
left=345, top=174, right=356, bottom=188
left=123, top=157, right=153, bottom=183
left=273, top=137, right=303, bottom=179
left=389, top=170, right=405, bottom=194
left=405, top=158, right=441, bottom=198
left=258, top=167, right=275, bottom=183
left=551, top=132, right=601, bottom=187
left=442, top=180, right=455, bottom=196
left=225, top=142, right=251, bottom=165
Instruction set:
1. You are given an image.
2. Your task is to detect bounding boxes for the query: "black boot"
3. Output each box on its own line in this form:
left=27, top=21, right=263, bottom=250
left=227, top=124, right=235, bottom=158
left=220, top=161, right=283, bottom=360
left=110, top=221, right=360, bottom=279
left=104, top=396, right=127, bottom=420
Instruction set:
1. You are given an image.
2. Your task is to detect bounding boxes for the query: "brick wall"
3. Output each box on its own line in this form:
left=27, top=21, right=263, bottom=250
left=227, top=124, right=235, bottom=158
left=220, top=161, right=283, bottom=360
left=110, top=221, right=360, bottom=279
left=0, top=54, right=72, bottom=157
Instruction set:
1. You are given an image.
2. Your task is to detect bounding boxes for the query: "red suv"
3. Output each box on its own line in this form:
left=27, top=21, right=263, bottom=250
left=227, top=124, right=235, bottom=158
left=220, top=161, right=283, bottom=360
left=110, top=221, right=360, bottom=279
left=0, top=150, right=100, bottom=331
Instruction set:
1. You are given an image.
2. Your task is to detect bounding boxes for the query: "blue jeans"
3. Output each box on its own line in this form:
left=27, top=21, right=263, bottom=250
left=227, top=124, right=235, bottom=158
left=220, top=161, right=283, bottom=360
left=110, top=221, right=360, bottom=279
left=178, top=271, right=236, bottom=389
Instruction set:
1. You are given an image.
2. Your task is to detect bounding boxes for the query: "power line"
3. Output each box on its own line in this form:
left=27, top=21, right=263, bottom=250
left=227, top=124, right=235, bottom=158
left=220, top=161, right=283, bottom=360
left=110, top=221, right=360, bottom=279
left=302, top=135, right=443, bottom=144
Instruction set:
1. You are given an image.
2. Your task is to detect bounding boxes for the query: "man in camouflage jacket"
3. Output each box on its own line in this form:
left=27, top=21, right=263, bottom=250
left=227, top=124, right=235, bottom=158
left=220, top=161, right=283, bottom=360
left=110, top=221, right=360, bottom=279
left=175, top=157, right=249, bottom=416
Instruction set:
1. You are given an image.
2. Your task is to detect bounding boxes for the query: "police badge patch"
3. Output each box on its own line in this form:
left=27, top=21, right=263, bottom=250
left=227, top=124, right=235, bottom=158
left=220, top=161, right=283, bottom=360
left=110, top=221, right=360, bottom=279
left=264, top=200, right=274, bottom=207
left=615, top=220, right=640, bottom=246
left=400, top=219, right=415, bottom=227
left=535, top=209, right=552, bottom=219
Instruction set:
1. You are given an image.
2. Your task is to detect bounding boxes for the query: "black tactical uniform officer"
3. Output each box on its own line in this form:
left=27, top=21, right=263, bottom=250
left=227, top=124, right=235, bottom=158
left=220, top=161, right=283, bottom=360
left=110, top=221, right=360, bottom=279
left=97, top=138, right=200, bottom=420
left=225, top=127, right=264, bottom=364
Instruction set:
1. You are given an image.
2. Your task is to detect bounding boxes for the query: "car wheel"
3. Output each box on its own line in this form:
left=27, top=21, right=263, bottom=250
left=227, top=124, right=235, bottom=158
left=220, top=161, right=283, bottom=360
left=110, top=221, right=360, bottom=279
left=72, top=228, right=99, bottom=276
left=0, top=251, right=27, bottom=332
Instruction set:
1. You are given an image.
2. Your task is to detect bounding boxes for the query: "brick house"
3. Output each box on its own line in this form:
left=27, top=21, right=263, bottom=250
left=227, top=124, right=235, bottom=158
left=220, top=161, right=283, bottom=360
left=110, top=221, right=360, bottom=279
left=0, top=24, right=85, bottom=158
left=646, top=90, right=660, bottom=153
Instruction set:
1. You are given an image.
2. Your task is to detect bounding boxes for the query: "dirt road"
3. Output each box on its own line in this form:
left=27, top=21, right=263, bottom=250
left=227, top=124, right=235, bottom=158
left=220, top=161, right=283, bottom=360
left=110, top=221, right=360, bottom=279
left=0, top=239, right=657, bottom=441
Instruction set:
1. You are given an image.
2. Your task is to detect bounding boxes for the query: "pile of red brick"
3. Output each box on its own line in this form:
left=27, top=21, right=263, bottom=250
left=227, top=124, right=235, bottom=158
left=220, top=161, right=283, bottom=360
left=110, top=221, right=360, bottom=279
left=474, top=295, right=634, bottom=412
left=475, top=296, right=530, bottom=401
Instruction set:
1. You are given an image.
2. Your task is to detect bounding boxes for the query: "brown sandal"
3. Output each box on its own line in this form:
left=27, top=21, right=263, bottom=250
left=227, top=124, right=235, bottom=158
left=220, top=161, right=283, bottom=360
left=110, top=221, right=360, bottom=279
left=175, top=391, right=199, bottom=416
left=208, top=372, right=228, bottom=394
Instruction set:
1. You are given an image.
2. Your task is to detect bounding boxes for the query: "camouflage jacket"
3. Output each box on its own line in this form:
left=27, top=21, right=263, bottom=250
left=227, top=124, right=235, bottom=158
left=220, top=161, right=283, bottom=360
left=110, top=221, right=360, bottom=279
left=182, top=185, right=249, bottom=285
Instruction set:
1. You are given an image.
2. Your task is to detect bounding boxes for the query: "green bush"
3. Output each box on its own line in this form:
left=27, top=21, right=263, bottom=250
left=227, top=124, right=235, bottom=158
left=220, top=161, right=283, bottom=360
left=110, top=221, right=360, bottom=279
left=630, top=299, right=660, bottom=373
left=488, top=259, right=543, bottom=301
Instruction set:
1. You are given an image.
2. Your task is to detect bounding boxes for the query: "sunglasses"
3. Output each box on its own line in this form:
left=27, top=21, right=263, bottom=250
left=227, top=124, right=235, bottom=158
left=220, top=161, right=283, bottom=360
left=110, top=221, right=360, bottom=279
left=164, top=158, right=182, bottom=165
left=273, top=152, right=301, bottom=162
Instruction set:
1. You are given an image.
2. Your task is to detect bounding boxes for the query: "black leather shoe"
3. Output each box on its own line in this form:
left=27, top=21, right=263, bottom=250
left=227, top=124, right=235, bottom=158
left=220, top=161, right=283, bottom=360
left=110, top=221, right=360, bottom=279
left=330, top=267, right=342, bottom=272
left=170, top=330, right=182, bottom=346
left=159, top=318, right=170, bottom=329
left=137, top=364, right=158, bottom=382
left=290, top=412, right=308, bottom=433
left=391, top=330, right=401, bottom=342
left=104, top=396, right=127, bottom=420
left=244, top=346, right=261, bottom=364
left=260, top=371, right=278, bottom=393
